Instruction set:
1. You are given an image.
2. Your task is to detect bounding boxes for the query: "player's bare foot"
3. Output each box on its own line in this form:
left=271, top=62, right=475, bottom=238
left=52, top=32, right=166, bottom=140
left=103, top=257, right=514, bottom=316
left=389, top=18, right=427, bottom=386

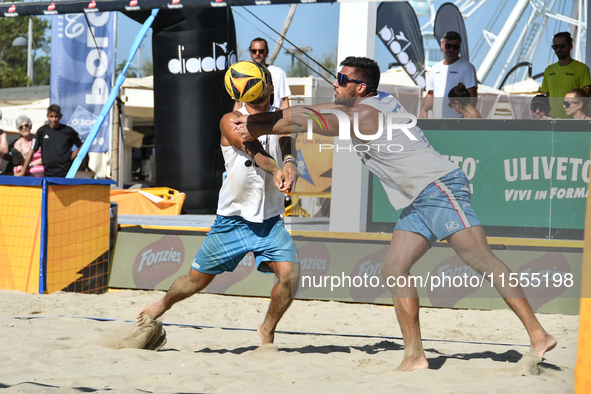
left=395, top=355, right=429, bottom=372
left=258, top=324, right=275, bottom=345
left=137, top=300, right=167, bottom=326
left=529, top=333, right=557, bottom=360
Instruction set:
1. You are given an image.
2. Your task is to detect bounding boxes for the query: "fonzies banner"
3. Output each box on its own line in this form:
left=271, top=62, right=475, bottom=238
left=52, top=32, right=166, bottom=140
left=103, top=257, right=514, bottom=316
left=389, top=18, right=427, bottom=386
left=376, top=1, right=425, bottom=89
left=50, top=13, right=115, bottom=152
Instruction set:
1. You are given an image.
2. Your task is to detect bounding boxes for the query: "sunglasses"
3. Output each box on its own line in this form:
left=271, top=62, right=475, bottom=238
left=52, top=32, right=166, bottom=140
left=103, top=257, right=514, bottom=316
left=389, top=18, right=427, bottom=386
left=563, top=100, right=580, bottom=108
left=551, top=43, right=567, bottom=50
left=530, top=104, right=546, bottom=112
left=445, top=43, right=461, bottom=51
left=447, top=102, right=456, bottom=108
left=250, top=49, right=266, bottom=54
left=336, top=72, right=374, bottom=87
left=18, top=124, right=31, bottom=130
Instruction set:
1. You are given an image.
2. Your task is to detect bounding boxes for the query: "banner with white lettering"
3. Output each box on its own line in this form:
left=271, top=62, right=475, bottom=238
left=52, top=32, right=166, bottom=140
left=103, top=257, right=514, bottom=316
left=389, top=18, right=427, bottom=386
left=376, top=1, right=425, bottom=89
left=50, top=13, right=115, bottom=152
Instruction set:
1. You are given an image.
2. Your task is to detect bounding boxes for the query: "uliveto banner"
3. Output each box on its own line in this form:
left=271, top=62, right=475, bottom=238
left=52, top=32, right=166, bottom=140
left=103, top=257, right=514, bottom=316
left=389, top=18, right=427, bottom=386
left=50, top=13, right=115, bottom=152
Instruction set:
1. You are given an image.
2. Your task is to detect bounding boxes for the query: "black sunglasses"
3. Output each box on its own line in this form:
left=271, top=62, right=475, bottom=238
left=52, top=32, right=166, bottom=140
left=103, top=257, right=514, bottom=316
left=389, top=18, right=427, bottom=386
left=530, top=104, right=546, bottom=112
left=551, top=43, right=567, bottom=50
left=250, top=49, right=266, bottom=54
left=18, top=124, right=31, bottom=130
left=336, top=72, right=374, bottom=87
left=563, top=100, right=579, bottom=108
left=447, top=102, right=456, bottom=108
left=445, top=43, right=461, bottom=51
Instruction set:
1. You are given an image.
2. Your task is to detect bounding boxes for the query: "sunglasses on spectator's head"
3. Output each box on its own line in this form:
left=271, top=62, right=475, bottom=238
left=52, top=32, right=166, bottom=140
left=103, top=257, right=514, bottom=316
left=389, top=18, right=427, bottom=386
left=445, top=43, right=461, bottom=51
left=563, top=100, right=579, bottom=108
left=336, top=72, right=374, bottom=87
left=530, top=104, right=546, bottom=112
left=551, top=43, right=567, bottom=50
left=250, top=49, right=266, bottom=54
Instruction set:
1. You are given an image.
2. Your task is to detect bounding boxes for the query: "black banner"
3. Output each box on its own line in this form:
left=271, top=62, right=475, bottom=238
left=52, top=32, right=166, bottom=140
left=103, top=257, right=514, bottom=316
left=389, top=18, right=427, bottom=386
left=433, top=2, right=470, bottom=62
left=0, top=0, right=332, bottom=18
left=151, top=8, right=235, bottom=213
left=376, top=1, right=425, bottom=89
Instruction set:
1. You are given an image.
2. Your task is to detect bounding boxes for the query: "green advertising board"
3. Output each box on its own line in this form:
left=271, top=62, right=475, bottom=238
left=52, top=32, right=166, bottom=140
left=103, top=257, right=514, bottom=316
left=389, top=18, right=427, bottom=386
left=369, top=120, right=591, bottom=239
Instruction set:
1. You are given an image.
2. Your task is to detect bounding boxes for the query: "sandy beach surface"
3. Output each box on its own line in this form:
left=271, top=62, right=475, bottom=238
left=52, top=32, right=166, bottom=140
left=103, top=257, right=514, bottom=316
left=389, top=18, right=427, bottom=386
left=0, top=289, right=578, bottom=393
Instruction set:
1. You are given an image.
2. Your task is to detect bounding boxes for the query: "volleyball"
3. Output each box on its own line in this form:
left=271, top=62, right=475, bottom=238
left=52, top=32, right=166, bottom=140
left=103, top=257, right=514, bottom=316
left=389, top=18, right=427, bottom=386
left=224, top=61, right=267, bottom=102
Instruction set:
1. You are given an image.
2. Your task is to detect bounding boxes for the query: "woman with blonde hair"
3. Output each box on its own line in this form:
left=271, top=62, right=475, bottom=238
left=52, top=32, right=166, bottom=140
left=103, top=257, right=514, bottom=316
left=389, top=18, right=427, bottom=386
left=563, top=85, right=591, bottom=119
left=448, top=83, right=482, bottom=118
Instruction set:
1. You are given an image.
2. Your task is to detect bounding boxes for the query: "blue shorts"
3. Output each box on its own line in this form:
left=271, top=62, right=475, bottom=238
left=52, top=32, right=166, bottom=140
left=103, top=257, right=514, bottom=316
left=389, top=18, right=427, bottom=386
left=191, top=215, right=299, bottom=275
left=395, top=168, right=481, bottom=245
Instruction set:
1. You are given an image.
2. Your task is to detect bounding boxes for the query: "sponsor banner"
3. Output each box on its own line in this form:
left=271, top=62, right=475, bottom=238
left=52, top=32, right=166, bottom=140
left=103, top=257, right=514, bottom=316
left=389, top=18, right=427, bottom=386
left=433, top=2, right=470, bottom=61
left=50, top=13, right=115, bottom=152
left=110, top=229, right=582, bottom=314
left=0, top=0, right=333, bottom=18
left=370, top=126, right=591, bottom=239
left=376, top=1, right=426, bottom=89
left=293, top=133, right=333, bottom=196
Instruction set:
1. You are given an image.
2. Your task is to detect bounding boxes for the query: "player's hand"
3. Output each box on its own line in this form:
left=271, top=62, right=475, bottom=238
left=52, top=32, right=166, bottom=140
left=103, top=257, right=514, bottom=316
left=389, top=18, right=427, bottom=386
left=235, top=123, right=261, bottom=142
left=272, top=168, right=289, bottom=192
left=282, top=161, right=299, bottom=193
left=231, top=115, right=249, bottom=129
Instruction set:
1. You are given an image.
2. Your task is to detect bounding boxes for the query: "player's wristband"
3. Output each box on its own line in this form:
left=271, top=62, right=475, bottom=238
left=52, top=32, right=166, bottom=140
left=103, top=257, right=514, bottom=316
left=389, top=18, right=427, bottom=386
left=283, top=156, right=296, bottom=165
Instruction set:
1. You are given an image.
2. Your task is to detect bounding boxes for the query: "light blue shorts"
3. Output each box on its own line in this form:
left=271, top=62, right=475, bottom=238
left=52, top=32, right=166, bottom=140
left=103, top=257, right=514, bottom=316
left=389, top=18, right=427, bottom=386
left=395, top=168, right=481, bottom=245
left=191, top=215, right=299, bottom=275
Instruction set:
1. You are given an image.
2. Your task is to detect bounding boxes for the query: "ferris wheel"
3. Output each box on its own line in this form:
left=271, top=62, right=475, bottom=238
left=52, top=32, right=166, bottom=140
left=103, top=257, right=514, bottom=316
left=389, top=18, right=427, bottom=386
left=415, top=0, right=587, bottom=89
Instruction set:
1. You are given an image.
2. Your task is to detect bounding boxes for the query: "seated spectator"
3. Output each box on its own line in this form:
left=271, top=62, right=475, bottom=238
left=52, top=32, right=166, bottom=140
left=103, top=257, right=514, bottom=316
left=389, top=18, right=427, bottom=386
left=530, top=95, right=554, bottom=119
left=448, top=83, right=482, bottom=118
left=563, top=85, right=591, bottom=120
left=0, top=110, right=10, bottom=174
left=10, top=115, right=44, bottom=176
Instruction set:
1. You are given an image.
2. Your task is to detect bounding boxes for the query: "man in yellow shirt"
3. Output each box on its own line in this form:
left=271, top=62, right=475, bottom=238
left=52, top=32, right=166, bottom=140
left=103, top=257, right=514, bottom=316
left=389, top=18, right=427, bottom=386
left=541, top=32, right=591, bottom=118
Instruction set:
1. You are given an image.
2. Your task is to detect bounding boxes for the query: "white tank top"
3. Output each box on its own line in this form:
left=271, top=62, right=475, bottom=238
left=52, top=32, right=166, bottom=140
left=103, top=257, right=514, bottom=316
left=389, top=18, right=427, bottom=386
left=352, top=95, right=458, bottom=210
left=216, top=106, right=285, bottom=222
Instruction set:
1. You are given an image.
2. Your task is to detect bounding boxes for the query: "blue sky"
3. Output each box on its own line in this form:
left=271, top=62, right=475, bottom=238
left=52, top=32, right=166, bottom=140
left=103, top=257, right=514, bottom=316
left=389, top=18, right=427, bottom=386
left=116, top=0, right=583, bottom=88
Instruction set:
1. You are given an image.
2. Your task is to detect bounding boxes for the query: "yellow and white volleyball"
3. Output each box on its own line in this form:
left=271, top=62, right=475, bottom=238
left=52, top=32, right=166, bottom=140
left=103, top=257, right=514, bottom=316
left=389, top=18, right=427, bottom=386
left=224, top=61, right=268, bottom=102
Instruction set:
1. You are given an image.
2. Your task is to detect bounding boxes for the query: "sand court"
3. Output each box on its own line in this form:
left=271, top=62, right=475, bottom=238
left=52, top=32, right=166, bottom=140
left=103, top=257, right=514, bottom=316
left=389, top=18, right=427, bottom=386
left=0, top=289, right=578, bottom=393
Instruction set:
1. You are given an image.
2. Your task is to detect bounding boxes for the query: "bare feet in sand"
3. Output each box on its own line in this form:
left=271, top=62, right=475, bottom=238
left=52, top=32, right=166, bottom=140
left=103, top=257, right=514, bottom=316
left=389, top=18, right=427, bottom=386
left=257, top=324, right=275, bottom=346
left=395, top=355, right=429, bottom=372
left=137, top=300, right=167, bottom=326
left=530, top=333, right=557, bottom=360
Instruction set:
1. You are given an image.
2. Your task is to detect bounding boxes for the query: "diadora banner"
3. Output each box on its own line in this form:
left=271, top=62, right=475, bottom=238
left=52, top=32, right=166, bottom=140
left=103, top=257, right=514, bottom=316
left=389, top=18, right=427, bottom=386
left=50, top=13, right=115, bottom=152
left=370, top=123, right=591, bottom=239
left=110, top=230, right=582, bottom=314
left=0, top=0, right=331, bottom=18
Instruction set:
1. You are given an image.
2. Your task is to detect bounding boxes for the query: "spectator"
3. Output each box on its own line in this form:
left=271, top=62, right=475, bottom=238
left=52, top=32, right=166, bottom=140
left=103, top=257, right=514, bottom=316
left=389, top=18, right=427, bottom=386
left=15, top=104, right=82, bottom=178
left=12, top=115, right=44, bottom=176
left=448, top=83, right=482, bottom=118
left=0, top=110, right=9, bottom=174
left=541, top=32, right=591, bottom=118
left=563, top=85, right=591, bottom=120
left=248, top=37, right=291, bottom=109
left=530, top=95, right=554, bottom=119
left=420, top=31, right=478, bottom=119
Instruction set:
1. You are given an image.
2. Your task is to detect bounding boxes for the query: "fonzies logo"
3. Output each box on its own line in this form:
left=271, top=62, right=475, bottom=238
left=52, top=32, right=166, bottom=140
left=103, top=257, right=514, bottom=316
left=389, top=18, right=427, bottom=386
left=168, top=42, right=236, bottom=74
left=132, top=235, right=185, bottom=289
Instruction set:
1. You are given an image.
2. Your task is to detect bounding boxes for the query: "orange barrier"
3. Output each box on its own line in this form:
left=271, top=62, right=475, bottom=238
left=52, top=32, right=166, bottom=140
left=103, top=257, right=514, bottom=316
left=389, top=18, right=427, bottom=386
left=110, top=188, right=186, bottom=215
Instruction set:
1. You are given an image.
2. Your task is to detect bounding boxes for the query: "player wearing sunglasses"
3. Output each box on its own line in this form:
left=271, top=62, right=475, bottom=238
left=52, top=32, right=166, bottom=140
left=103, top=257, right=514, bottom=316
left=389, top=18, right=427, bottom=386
left=541, top=32, right=591, bottom=118
left=419, top=31, right=478, bottom=119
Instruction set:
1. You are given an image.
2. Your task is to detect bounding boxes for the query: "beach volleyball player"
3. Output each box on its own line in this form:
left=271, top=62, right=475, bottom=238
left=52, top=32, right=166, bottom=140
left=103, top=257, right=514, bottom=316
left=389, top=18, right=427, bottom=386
left=232, top=56, right=556, bottom=370
left=138, top=61, right=300, bottom=346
